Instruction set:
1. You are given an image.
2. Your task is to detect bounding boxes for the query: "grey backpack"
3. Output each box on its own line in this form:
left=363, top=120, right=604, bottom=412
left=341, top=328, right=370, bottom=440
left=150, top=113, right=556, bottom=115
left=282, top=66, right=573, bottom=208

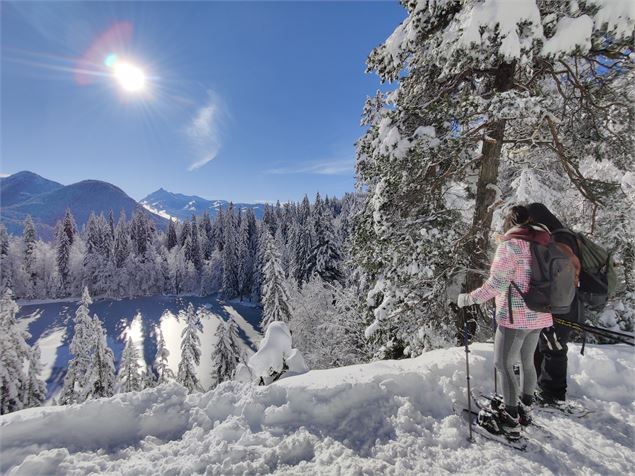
left=509, top=237, right=576, bottom=320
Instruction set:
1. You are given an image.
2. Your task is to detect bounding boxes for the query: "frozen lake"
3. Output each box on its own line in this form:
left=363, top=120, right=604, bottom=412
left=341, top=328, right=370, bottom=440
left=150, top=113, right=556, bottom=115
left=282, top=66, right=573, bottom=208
left=16, top=294, right=262, bottom=398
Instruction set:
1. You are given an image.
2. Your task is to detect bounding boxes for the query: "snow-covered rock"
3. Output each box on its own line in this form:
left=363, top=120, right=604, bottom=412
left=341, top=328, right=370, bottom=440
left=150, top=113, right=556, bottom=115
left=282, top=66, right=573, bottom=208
left=2, top=343, right=633, bottom=474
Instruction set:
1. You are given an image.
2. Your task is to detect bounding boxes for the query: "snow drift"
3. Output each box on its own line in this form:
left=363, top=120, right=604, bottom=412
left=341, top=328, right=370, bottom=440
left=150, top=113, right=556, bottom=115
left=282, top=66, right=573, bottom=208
left=1, top=343, right=633, bottom=475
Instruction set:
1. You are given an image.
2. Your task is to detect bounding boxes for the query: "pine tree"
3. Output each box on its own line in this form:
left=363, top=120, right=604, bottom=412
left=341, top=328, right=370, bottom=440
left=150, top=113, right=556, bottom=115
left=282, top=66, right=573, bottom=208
left=54, top=209, right=76, bottom=295
left=292, top=196, right=314, bottom=286
left=179, top=220, right=191, bottom=248
left=222, top=204, right=240, bottom=298
left=200, top=211, right=214, bottom=260
left=307, top=193, right=342, bottom=284
left=117, top=337, right=143, bottom=393
left=0, top=224, right=11, bottom=292
left=108, top=209, right=115, bottom=240
left=113, top=211, right=130, bottom=267
left=261, top=230, right=292, bottom=329
left=354, top=0, right=634, bottom=353
left=22, top=344, right=47, bottom=408
left=166, top=219, right=178, bottom=251
left=60, top=287, right=96, bottom=404
left=210, top=316, right=242, bottom=388
left=188, top=215, right=203, bottom=273
left=0, top=289, right=31, bottom=414
left=154, top=326, right=175, bottom=384
left=236, top=214, right=251, bottom=300
left=22, top=215, right=37, bottom=297
left=177, top=303, right=203, bottom=393
left=88, top=315, right=115, bottom=399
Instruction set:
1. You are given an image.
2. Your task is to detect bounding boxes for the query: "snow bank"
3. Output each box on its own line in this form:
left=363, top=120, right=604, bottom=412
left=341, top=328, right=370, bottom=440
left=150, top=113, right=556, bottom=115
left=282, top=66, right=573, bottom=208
left=1, top=344, right=633, bottom=475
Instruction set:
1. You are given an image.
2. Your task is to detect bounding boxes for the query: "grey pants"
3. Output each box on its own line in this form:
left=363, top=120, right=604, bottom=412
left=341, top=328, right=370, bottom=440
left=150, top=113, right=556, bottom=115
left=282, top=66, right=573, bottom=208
left=494, top=326, right=542, bottom=408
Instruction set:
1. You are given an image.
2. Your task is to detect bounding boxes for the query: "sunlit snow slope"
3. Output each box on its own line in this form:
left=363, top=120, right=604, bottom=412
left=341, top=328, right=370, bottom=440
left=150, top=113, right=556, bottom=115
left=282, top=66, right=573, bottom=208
left=1, top=343, right=633, bottom=475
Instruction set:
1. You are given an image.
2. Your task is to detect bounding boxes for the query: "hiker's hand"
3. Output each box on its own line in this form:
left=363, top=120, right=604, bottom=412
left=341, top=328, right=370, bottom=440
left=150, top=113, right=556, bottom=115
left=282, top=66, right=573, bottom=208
left=457, top=293, right=474, bottom=308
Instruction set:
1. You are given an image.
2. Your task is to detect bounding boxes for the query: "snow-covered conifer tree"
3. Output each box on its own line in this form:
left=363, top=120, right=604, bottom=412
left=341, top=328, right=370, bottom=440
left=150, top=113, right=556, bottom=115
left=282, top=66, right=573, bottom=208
left=236, top=214, right=251, bottom=300
left=117, top=337, right=143, bottom=393
left=222, top=204, right=240, bottom=298
left=22, top=345, right=47, bottom=408
left=261, top=230, right=292, bottom=329
left=354, top=0, right=634, bottom=354
left=307, top=193, right=342, bottom=284
left=177, top=304, right=203, bottom=393
left=87, top=315, right=115, bottom=399
left=0, top=289, right=31, bottom=414
left=166, top=219, right=178, bottom=251
left=0, top=224, right=11, bottom=292
left=210, top=316, right=242, bottom=388
left=22, top=215, right=37, bottom=297
left=54, top=209, right=76, bottom=295
left=200, top=211, right=214, bottom=260
left=153, top=326, right=175, bottom=384
left=60, top=287, right=96, bottom=404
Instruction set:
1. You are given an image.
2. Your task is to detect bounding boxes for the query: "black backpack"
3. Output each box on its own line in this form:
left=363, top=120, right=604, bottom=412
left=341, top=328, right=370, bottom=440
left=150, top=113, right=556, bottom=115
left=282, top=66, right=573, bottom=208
left=509, top=235, right=577, bottom=321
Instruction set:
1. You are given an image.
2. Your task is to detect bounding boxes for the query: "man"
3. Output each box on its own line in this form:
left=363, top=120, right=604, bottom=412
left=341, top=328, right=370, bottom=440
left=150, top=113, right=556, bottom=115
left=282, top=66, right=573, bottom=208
left=526, top=202, right=582, bottom=404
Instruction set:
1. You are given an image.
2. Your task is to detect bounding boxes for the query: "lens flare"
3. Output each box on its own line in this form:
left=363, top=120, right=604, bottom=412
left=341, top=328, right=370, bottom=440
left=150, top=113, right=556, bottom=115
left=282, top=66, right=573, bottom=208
left=113, top=61, right=146, bottom=92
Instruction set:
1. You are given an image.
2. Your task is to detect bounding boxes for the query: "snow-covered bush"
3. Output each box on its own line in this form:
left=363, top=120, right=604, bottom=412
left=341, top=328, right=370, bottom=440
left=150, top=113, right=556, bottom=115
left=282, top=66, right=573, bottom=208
left=244, top=321, right=308, bottom=385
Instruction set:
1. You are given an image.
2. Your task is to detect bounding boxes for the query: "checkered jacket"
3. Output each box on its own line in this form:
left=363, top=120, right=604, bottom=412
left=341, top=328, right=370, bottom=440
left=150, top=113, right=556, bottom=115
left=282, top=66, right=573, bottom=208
left=470, top=229, right=553, bottom=330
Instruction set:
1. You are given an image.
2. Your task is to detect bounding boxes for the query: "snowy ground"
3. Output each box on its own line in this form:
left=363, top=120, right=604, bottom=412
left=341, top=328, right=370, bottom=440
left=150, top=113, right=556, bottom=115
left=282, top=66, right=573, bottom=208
left=2, top=343, right=633, bottom=475
left=15, top=295, right=262, bottom=398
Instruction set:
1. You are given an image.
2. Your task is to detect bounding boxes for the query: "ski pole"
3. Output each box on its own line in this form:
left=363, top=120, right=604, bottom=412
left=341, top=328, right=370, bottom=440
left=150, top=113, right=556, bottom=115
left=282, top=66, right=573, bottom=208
left=463, top=318, right=474, bottom=442
left=492, top=305, right=498, bottom=395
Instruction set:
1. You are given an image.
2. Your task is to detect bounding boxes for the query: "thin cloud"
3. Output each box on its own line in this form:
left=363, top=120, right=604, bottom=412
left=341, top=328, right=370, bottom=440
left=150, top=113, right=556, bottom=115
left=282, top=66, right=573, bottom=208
left=266, top=159, right=353, bottom=176
left=185, top=91, right=225, bottom=171
left=0, top=172, right=10, bottom=178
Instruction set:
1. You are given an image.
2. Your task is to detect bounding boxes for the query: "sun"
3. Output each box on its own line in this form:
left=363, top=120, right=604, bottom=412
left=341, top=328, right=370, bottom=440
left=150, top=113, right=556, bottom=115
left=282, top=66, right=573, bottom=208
left=112, top=61, right=146, bottom=93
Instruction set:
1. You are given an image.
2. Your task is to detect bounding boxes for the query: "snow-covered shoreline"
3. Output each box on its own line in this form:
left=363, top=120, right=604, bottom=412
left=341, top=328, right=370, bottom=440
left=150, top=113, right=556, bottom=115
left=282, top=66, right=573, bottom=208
left=2, top=342, right=633, bottom=475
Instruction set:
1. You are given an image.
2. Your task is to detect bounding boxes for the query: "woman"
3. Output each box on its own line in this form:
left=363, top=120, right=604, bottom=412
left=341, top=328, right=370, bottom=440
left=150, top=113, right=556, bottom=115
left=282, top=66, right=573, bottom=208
left=457, top=205, right=553, bottom=439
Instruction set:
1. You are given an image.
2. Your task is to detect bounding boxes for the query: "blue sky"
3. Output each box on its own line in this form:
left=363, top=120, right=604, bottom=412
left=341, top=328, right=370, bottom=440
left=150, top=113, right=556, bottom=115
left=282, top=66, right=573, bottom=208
left=1, top=1, right=404, bottom=202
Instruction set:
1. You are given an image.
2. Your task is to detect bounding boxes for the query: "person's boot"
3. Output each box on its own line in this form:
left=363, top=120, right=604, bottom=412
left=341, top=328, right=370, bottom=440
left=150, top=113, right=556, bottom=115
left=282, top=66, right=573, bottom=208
left=518, top=394, right=534, bottom=426
left=498, top=407, right=521, bottom=440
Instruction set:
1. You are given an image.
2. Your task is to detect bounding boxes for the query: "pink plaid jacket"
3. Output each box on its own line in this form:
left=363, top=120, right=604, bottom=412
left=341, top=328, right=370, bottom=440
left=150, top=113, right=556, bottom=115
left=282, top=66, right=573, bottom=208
left=469, top=228, right=553, bottom=330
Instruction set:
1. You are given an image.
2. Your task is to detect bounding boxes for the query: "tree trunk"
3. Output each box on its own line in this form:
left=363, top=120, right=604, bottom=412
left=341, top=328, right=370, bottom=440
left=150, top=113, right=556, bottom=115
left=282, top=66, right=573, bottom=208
left=459, top=61, right=516, bottom=339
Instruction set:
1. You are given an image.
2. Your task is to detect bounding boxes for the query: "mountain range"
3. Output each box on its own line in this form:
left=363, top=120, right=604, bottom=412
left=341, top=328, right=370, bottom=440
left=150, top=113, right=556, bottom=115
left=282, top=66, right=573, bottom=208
left=0, top=171, right=265, bottom=240
left=140, top=188, right=265, bottom=222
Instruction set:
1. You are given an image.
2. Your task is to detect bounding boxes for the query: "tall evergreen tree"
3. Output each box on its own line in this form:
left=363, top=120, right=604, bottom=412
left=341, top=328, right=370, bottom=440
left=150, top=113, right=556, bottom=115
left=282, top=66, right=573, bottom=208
left=261, top=230, right=292, bottom=329
left=154, top=326, right=175, bottom=384
left=0, top=224, right=11, bottom=292
left=200, top=211, right=214, bottom=260
left=60, top=287, right=96, bottom=404
left=0, top=289, right=31, bottom=414
left=236, top=213, right=251, bottom=300
left=177, top=304, right=203, bottom=393
left=22, top=215, right=37, bottom=296
left=354, top=0, right=634, bottom=353
left=117, top=337, right=142, bottom=393
left=307, top=193, right=342, bottom=284
left=166, top=219, right=178, bottom=251
left=189, top=215, right=203, bottom=273
left=88, top=315, right=116, bottom=399
left=22, top=344, right=47, bottom=409
left=222, top=204, right=240, bottom=298
left=113, top=211, right=131, bottom=269
left=210, top=316, right=242, bottom=388
left=55, top=209, right=76, bottom=295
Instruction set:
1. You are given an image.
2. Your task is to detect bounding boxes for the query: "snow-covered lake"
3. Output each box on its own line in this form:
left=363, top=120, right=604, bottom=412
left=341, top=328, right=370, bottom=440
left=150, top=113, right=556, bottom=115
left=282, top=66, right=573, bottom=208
left=16, top=295, right=262, bottom=398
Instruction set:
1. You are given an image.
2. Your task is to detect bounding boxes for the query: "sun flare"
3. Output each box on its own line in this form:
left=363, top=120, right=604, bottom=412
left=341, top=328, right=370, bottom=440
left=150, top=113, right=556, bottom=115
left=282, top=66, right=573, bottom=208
left=112, top=61, right=146, bottom=93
